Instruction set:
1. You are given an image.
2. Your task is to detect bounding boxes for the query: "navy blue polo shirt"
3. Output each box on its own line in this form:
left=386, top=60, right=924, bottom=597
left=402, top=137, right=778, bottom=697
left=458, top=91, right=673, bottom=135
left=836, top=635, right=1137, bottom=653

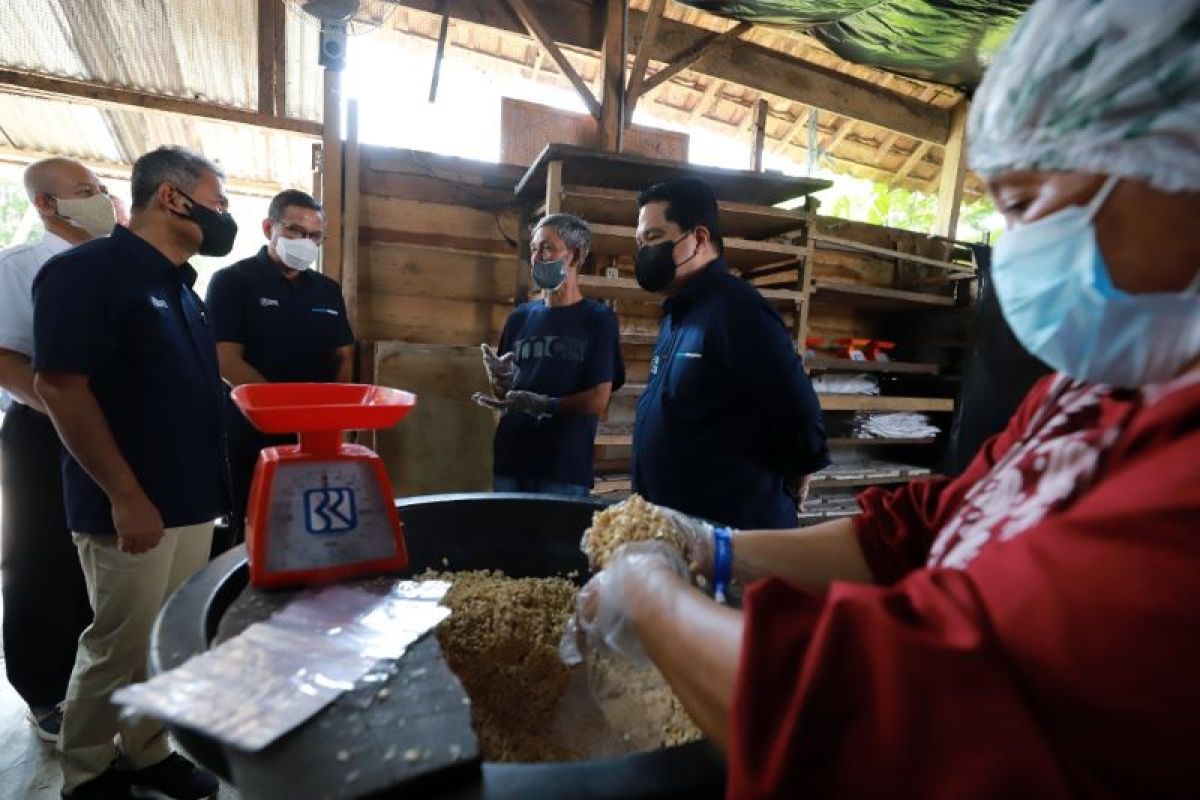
left=632, top=259, right=829, bottom=530
left=204, top=246, right=354, bottom=383
left=32, top=225, right=229, bottom=535
left=493, top=298, right=625, bottom=488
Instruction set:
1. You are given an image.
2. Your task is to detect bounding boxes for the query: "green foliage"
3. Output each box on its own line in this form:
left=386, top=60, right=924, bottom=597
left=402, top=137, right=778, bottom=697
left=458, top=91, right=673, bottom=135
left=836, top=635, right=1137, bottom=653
left=814, top=170, right=1004, bottom=244
left=0, top=175, right=42, bottom=248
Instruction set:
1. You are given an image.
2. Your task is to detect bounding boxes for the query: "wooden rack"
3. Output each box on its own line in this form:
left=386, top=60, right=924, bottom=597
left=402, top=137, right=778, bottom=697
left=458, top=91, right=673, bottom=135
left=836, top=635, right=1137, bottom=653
left=514, top=146, right=975, bottom=508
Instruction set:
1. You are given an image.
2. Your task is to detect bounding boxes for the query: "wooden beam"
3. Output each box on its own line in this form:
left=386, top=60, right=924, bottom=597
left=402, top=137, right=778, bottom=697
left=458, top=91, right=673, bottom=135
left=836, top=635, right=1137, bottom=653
left=771, top=106, right=809, bottom=155
left=0, top=144, right=286, bottom=195
left=403, top=0, right=951, bottom=142
left=599, top=0, right=626, bottom=151
left=342, top=99, right=361, bottom=328
left=624, top=0, right=666, bottom=124
left=872, top=131, right=901, bottom=165
left=891, top=141, right=932, bottom=184
left=503, top=0, right=601, bottom=119
left=639, top=21, right=753, bottom=97
left=824, top=118, right=856, bottom=152
left=934, top=99, right=969, bottom=238
left=751, top=98, right=768, bottom=172
left=0, top=67, right=320, bottom=137
left=428, top=0, right=453, bottom=102
left=320, top=68, right=344, bottom=283
left=688, top=79, right=722, bottom=123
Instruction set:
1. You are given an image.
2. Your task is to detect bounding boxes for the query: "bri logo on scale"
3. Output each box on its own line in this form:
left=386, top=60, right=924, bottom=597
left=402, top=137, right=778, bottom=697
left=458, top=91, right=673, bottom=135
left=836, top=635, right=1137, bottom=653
left=303, top=487, right=358, bottom=534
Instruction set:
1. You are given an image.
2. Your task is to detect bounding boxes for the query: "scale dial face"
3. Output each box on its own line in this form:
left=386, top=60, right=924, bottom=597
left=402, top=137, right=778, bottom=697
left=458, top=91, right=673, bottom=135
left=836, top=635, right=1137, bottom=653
left=264, top=460, right=400, bottom=574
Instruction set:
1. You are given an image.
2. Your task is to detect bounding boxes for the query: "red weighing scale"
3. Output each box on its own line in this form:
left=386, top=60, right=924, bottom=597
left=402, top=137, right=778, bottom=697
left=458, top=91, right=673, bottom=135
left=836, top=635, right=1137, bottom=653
left=231, top=383, right=417, bottom=589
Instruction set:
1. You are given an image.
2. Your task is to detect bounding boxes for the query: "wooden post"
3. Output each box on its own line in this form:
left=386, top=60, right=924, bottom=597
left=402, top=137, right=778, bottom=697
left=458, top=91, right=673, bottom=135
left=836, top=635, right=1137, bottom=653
left=934, top=99, right=969, bottom=239
left=637, top=21, right=752, bottom=98
left=599, top=0, right=626, bottom=151
left=256, top=0, right=278, bottom=115
left=320, top=67, right=344, bottom=283
left=625, top=0, right=665, bottom=127
left=545, top=159, right=563, bottom=214
left=751, top=98, right=768, bottom=172
left=504, top=0, right=601, bottom=118
left=341, top=99, right=361, bottom=329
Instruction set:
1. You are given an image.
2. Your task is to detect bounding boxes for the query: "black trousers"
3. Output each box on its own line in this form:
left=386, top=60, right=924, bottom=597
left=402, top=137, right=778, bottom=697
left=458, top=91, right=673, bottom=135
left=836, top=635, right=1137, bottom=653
left=214, top=411, right=295, bottom=556
left=0, top=403, right=92, bottom=709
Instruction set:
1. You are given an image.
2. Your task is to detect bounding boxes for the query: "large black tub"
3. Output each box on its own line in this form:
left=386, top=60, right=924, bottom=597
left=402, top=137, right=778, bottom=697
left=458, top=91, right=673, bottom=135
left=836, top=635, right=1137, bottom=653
left=150, top=493, right=725, bottom=799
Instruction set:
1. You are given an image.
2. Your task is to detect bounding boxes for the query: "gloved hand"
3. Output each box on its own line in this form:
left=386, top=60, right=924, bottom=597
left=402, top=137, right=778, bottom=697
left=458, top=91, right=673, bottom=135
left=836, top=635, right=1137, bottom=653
left=581, top=497, right=724, bottom=581
left=480, top=343, right=517, bottom=397
left=472, top=389, right=555, bottom=419
left=559, top=540, right=689, bottom=666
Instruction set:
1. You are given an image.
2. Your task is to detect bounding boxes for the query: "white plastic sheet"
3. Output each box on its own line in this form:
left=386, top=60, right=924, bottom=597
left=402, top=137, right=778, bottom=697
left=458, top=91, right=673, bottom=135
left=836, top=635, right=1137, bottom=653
left=113, top=580, right=451, bottom=752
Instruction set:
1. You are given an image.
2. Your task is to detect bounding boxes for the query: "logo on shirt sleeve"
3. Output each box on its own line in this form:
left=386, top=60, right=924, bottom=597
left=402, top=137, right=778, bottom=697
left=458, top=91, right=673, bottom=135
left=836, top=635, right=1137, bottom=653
left=259, top=297, right=280, bottom=307
left=149, top=296, right=169, bottom=310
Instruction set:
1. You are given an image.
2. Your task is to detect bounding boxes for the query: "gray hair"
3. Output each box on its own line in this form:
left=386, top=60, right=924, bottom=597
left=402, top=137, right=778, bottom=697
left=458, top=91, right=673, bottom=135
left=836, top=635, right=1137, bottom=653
left=533, top=213, right=591, bottom=258
left=131, top=145, right=224, bottom=210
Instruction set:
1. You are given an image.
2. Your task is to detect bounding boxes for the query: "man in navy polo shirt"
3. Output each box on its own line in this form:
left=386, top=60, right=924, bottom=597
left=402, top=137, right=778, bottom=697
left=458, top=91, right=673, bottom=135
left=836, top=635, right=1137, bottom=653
left=204, top=190, right=354, bottom=551
left=33, top=146, right=227, bottom=800
left=631, top=177, right=829, bottom=530
left=473, top=213, right=624, bottom=496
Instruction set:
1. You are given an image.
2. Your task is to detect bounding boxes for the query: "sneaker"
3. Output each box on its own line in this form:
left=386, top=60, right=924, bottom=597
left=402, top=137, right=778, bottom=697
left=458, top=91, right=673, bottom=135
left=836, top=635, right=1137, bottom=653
left=27, top=703, right=64, bottom=744
left=126, top=753, right=219, bottom=800
left=62, top=767, right=134, bottom=799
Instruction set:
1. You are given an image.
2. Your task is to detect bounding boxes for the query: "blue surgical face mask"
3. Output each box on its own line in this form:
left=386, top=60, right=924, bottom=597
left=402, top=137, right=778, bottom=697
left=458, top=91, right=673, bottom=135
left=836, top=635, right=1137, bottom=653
left=532, top=258, right=568, bottom=292
left=992, top=175, right=1200, bottom=389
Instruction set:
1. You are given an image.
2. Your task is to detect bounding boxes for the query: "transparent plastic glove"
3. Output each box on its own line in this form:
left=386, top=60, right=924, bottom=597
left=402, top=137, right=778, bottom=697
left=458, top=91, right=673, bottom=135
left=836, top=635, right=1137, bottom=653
left=580, top=497, right=721, bottom=580
left=471, top=389, right=554, bottom=419
left=480, top=343, right=516, bottom=396
left=559, top=540, right=689, bottom=666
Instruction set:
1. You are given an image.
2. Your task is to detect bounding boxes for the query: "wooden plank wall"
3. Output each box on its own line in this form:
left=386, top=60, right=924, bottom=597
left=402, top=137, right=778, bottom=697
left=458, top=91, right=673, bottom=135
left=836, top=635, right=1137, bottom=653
left=500, top=98, right=690, bottom=166
left=355, top=146, right=528, bottom=347
left=353, top=145, right=531, bottom=491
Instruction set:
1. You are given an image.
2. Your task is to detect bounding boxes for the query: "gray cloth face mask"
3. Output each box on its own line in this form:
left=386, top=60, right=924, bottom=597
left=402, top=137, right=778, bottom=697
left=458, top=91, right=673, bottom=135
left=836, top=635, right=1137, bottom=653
left=532, top=259, right=568, bottom=291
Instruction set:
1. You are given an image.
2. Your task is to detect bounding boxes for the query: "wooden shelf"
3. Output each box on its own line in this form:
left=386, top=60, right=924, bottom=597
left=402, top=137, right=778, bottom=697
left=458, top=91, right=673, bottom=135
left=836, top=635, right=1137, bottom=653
left=819, top=395, right=955, bottom=412
left=811, top=461, right=933, bottom=487
left=593, top=476, right=632, bottom=493
left=516, top=144, right=830, bottom=206
left=812, top=233, right=975, bottom=277
left=810, top=279, right=957, bottom=310
left=580, top=273, right=802, bottom=308
left=805, top=356, right=939, bottom=375
left=828, top=437, right=937, bottom=446
left=588, top=224, right=804, bottom=273
left=596, top=423, right=633, bottom=446
left=554, top=185, right=808, bottom=239
left=614, top=382, right=647, bottom=397
left=619, top=331, right=659, bottom=346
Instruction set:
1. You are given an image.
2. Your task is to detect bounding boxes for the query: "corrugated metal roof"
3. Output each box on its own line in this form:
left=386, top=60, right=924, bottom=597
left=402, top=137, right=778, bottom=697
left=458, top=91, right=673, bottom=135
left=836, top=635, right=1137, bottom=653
left=0, top=0, right=322, bottom=187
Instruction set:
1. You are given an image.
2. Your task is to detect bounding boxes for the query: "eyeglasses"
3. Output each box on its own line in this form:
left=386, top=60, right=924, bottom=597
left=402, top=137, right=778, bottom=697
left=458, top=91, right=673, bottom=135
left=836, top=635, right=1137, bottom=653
left=276, top=222, right=324, bottom=244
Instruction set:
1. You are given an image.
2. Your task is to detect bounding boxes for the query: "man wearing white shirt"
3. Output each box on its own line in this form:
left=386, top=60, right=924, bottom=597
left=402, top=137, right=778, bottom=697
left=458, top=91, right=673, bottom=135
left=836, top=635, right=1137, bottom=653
left=0, top=157, right=118, bottom=743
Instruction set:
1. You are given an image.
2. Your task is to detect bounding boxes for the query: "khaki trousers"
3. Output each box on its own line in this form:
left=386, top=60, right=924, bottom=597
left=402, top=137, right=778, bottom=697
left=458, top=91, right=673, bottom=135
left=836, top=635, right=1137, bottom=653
left=58, top=522, right=213, bottom=791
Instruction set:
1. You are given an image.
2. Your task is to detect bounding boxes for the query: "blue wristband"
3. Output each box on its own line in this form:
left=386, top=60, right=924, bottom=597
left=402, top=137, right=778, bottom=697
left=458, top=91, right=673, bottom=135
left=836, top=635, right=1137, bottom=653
left=712, top=526, right=733, bottom=603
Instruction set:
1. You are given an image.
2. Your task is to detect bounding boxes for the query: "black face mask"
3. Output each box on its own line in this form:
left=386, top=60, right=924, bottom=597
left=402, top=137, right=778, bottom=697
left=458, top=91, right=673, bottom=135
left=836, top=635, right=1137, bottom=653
left=635, top=231, right=695, bottom=293
left=172, top=188, right=238, bottom=257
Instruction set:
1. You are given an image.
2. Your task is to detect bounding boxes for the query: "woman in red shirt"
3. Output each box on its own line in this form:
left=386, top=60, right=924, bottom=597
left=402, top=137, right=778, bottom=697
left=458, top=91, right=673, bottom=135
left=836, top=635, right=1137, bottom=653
left=565, top=1, right=1200, bottom=797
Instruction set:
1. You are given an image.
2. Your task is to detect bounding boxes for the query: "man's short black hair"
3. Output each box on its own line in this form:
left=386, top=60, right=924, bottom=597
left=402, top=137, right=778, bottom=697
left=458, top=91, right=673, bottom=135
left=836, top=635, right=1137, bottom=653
left=636, top=177, right=724, bottom=253
left=130, top=146, right=223, bottom=210
left=268, top=189, right=323, bottom=222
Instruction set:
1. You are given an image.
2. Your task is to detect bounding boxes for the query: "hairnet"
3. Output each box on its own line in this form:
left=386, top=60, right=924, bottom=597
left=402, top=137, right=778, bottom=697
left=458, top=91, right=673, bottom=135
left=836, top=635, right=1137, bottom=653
left=968, top=0, right=1200, bottom=192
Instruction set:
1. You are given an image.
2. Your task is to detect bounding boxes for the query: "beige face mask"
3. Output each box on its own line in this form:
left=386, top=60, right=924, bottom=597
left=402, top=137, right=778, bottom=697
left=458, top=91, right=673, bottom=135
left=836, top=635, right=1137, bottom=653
left=55, top=193, right=117, bottom=237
